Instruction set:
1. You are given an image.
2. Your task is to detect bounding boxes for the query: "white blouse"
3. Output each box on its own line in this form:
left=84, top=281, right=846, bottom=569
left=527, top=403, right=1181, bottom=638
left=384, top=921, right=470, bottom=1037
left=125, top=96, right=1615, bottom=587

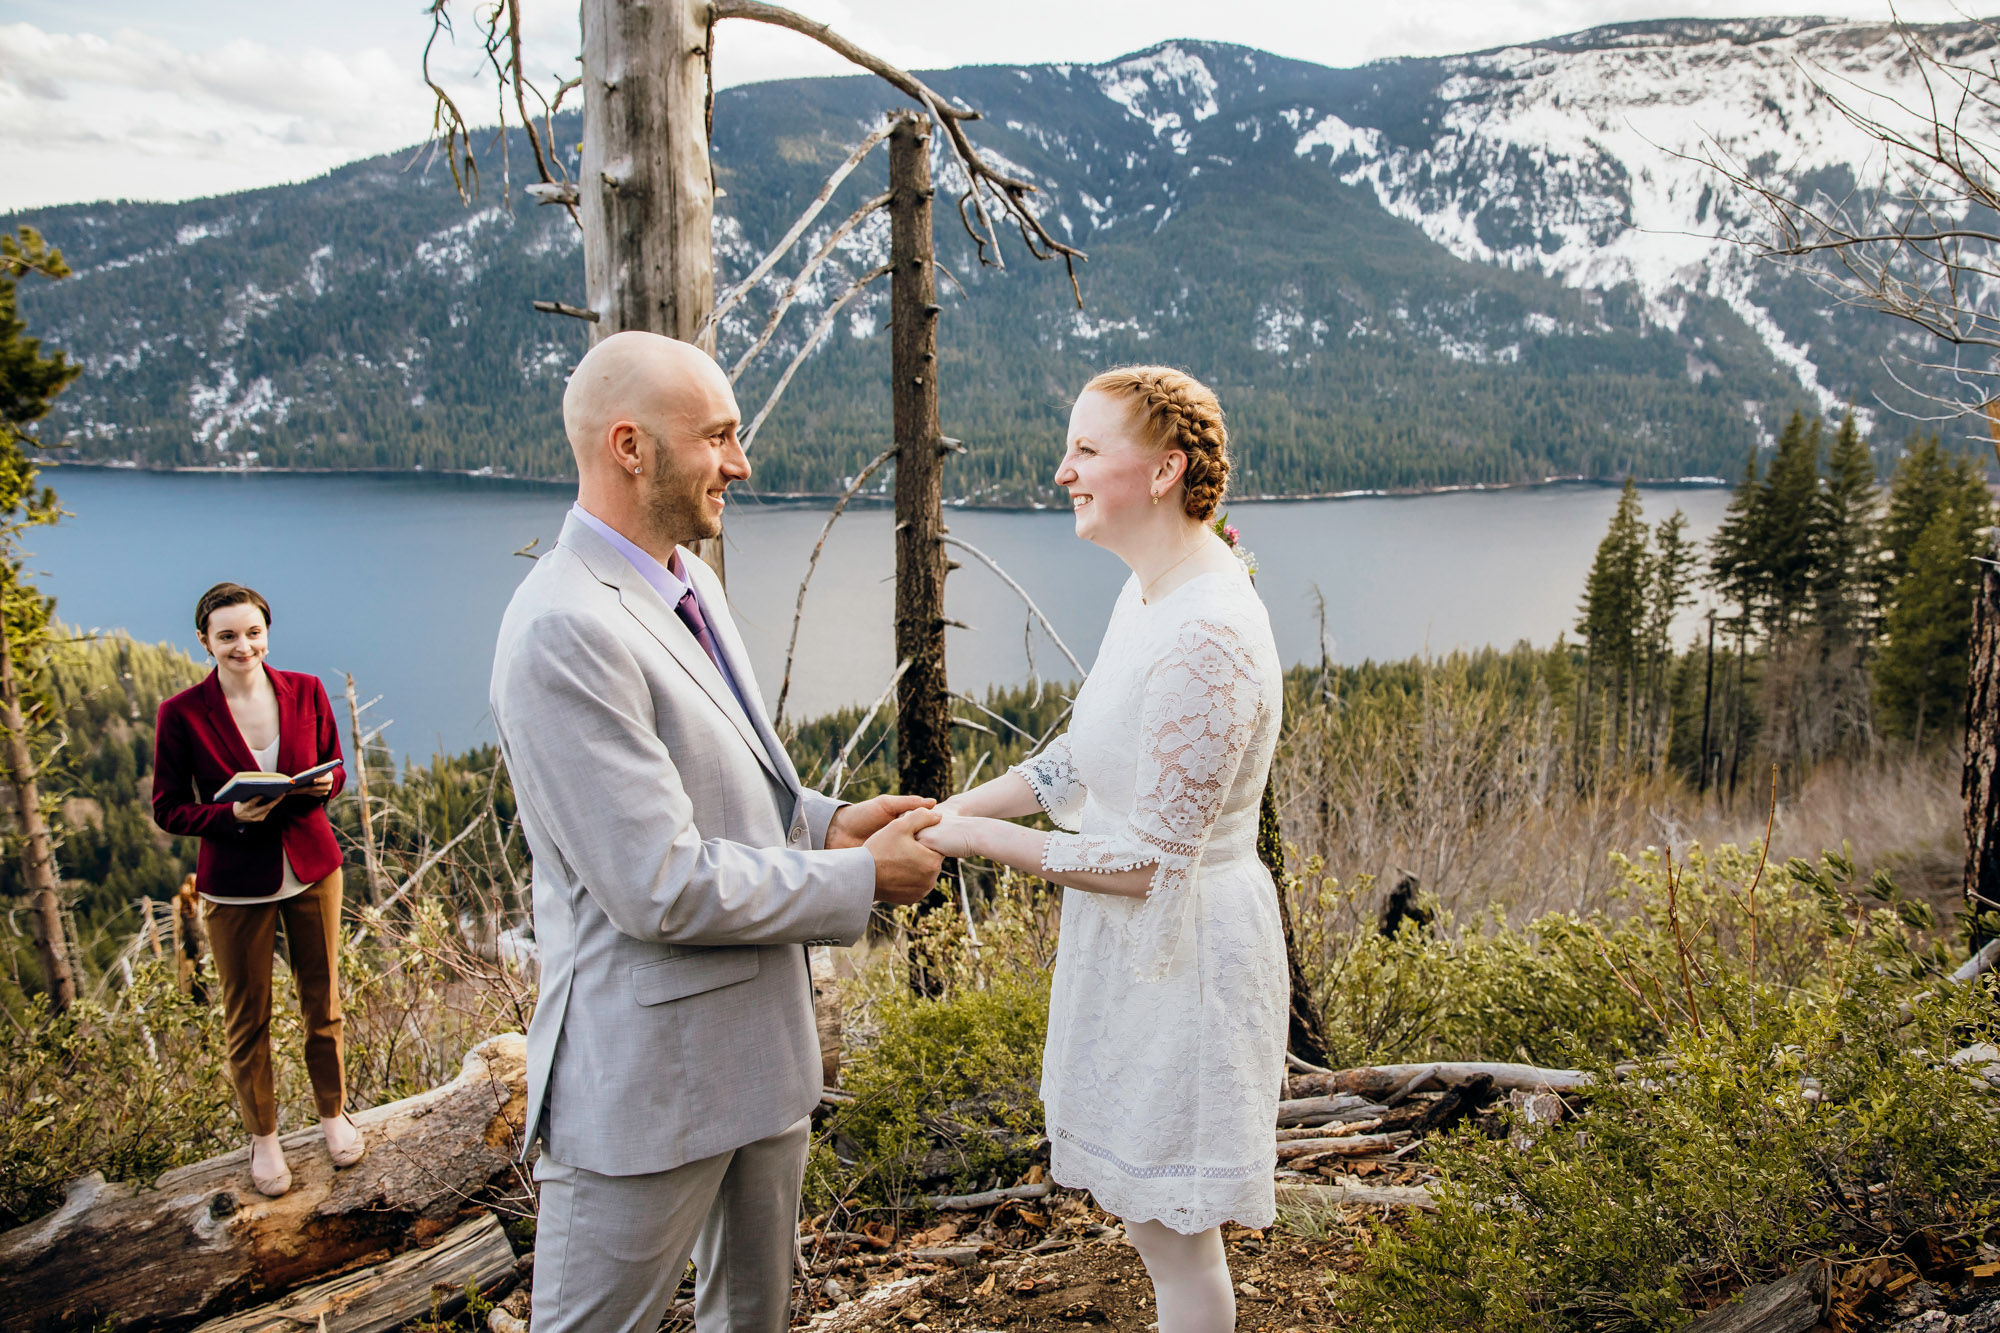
left=199, top=736, right=310, bottom=907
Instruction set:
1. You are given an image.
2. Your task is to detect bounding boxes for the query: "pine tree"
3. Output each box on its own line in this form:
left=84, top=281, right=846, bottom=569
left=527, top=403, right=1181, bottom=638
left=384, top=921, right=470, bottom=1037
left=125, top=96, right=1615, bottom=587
left=1578, top=479, right=1650, bottom=760
left=0, top=227, right=77, bottom=1014
left=1706, top=449, right=1767, bottom=798
left=1873, top=435, right=1993, bottom=743
left=1880, top=434, right=1981, bottom=590
left=1812, top=412, right=1880, bottom=644
left=1642, top=508, right=1696, bottom=767
left=1708, top=449, right=1767, bottom=642
left=1876, top=501, right=1986, bottom=741
left=1758, top=410, right=1823, bottom=640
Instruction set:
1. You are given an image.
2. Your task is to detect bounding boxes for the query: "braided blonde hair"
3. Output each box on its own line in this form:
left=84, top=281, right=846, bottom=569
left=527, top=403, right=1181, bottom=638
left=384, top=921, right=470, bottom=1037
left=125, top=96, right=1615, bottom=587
left=1080, top=365, right=1230, bottom=521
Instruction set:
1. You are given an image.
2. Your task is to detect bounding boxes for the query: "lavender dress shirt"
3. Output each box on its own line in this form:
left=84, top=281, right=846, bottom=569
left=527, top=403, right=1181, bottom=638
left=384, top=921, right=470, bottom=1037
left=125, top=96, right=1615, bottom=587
left=568, top=504, right=754, bottom=717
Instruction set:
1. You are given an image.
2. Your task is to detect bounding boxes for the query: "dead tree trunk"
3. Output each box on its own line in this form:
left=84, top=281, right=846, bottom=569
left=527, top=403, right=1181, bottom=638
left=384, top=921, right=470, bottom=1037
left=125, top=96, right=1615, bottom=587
left=344, top=673, right=383, bottom=905
left=1964, top=527, right=2000, bottom=952
left=579, top=0, right=724, bottom=575
left=0, top=1034, right=530, bottom=1332
left=0, top=607, right=71, bottom=1015
left=890, top=111, right=949, bottom=806
left=174, top=872, right=210, bottom=1003
left=1258, top=776, right=1328, bottom=1067
left=890, top=113, right=954, bottom=993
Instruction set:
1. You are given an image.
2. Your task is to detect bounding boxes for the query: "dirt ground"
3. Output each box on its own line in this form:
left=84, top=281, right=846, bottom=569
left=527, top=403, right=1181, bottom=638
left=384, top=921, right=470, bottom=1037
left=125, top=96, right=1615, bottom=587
left=787, top=1182, right=1383, bottom=1333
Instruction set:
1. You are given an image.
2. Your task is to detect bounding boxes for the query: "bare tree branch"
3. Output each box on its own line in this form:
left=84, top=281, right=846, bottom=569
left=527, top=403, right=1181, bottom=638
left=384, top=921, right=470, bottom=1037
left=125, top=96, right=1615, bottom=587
left=938, top=534, right=1084, bottom=676
left=1691, top=14, right=2000, bottom=422
left=774, top=444, right=898, bottom=727
left=740, top=263, right=891, bottom=449
left=729, top=192, right=891, bottom=382
left=420, top=0, right=577, bottom=222
left=705, top=123, right=896, bottom=339
left=710, top=0, right=1087, bottom=303
left=825, top=658, right=911, bottom=797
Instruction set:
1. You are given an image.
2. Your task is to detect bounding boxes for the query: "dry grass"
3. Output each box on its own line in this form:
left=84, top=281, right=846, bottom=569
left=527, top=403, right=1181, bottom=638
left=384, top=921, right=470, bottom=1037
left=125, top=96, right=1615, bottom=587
left=1274, top=669, right=1964, bottom=931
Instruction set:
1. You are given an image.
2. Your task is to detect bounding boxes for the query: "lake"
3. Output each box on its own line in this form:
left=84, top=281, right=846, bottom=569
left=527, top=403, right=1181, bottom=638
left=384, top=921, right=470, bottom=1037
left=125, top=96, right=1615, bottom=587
left=27, top=468, right=1731, bottom=760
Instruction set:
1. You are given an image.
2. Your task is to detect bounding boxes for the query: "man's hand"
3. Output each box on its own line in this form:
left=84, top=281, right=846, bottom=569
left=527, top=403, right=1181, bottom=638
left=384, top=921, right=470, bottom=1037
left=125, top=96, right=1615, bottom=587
left=827, top=793, right=936, bottom=849
left=865, top=807, right=946, bottom=905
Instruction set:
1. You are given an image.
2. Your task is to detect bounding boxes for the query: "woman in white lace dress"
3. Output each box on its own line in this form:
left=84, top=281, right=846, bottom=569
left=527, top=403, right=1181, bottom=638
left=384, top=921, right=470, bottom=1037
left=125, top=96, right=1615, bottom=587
left=918, top=366, right=1287, bottom=1333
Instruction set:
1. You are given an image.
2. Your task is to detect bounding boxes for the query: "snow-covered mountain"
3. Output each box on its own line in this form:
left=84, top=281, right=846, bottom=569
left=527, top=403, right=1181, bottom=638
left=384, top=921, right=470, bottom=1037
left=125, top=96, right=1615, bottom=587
left=10, top=17, right=1980, bottom=497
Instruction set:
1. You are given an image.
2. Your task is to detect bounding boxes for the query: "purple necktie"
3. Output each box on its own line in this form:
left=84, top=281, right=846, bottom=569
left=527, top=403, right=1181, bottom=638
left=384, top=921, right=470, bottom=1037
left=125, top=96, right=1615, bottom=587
left=675, top=587, right=728, bottom=678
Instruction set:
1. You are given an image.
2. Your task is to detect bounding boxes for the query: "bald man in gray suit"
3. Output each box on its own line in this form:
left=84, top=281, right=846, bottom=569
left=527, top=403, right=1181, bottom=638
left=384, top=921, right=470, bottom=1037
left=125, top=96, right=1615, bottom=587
left=491, top=332, right=944, bottom=1333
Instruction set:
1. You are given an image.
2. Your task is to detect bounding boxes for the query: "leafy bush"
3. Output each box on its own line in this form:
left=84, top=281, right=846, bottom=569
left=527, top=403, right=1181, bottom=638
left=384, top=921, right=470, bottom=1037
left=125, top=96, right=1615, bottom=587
left=0, top=901, right=534, bottom=1229
left=811, top=893, right=1057, bottom=1211
left=0, top=962, right=233, bottom=1227
left=1329, top=849, right=2000, bottom=1333
left=1296, top=838, right=1950, bottom=1070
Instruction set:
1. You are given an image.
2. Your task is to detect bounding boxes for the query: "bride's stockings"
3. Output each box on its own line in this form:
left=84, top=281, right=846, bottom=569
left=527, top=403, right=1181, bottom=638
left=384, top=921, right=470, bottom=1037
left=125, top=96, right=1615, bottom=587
left=1124, top=1218, right=1236, bottom=1333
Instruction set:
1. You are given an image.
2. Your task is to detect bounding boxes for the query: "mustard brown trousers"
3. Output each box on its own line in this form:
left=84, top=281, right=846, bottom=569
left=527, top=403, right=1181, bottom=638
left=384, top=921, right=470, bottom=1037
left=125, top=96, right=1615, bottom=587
left=203, top=869, right=347, bottom=1136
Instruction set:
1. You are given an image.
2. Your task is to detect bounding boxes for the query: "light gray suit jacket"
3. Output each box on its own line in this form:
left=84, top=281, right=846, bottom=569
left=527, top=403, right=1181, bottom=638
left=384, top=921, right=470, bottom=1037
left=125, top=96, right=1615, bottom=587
left=491, top=514, right=875, bottom=1177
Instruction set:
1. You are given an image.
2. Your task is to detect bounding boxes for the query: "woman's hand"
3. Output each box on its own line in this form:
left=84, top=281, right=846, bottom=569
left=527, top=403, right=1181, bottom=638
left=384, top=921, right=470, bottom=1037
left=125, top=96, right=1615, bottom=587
left=232, top=797, right=280, bottom=823
left=915, top=813, right=985, bottom=859
left=303, top=772, right=337, bottom=799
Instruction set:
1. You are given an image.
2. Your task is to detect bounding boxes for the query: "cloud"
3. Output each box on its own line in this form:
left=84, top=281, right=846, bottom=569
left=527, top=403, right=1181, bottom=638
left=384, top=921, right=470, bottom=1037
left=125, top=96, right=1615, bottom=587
left=0, top=0, right=1977, bottom=212
left=0, top=24, right=462, bottom=208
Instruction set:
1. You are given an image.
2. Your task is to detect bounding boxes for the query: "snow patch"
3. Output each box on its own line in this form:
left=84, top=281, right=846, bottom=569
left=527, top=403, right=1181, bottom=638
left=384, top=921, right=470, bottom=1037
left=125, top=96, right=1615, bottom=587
left=1095, top=44, right=1220, bottom=146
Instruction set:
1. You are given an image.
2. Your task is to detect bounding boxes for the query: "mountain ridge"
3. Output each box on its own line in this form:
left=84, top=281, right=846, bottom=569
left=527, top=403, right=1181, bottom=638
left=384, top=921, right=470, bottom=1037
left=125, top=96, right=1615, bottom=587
left=8, top=16, right=1980, bottom=502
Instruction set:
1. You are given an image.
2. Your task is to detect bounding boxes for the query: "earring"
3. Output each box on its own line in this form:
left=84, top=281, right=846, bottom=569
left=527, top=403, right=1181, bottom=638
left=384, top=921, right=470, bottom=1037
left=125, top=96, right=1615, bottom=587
left=634, top=467, right=643, bottom=475
left=1151, top=491, right=1160, bottom=505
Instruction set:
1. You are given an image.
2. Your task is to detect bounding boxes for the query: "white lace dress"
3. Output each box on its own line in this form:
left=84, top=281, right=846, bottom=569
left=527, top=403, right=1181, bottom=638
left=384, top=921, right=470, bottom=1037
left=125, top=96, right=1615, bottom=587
left=1011, top=560, right=1288, bottom=1234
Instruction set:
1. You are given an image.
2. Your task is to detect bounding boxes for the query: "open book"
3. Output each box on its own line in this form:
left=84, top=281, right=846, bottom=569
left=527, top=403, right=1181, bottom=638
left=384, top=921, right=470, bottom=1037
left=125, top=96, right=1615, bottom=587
left=214, top=759, right=342, bottom=805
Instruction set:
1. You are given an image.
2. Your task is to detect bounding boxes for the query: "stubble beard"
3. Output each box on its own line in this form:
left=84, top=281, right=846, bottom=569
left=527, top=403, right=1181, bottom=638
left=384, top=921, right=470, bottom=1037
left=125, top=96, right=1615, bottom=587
left=640, top=455, right=721, bottom=552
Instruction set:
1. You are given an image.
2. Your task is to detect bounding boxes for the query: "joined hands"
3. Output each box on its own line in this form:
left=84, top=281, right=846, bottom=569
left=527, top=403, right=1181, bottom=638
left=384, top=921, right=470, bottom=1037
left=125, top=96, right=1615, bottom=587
left=829, top=794, right=947, bottom=905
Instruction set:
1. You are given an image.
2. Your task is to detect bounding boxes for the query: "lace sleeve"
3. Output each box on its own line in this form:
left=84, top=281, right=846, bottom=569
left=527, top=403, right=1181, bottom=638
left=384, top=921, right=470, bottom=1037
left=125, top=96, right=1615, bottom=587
left=1041, top=620, right=1263, bottom=982
left=1009, top=733, right=1086, bottom=833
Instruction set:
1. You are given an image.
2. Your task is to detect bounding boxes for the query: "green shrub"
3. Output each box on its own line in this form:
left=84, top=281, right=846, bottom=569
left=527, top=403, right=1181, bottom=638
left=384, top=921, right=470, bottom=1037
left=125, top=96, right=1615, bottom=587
left=819, top=966, right=1049, bottom=1209
left=811, top=894, right=1057, bottom=1212
left=0, top=962, right=234, bottom=1227
left=1329, top=849, right=2000, bottom=1333
left=1299, top=839, right=1948, bottom=1070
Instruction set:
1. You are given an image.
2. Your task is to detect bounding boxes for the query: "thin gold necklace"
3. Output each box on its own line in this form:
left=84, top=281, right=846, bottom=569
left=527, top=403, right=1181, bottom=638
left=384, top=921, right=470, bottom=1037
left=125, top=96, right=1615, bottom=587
left=1141, top=534, right=1209, bottom=603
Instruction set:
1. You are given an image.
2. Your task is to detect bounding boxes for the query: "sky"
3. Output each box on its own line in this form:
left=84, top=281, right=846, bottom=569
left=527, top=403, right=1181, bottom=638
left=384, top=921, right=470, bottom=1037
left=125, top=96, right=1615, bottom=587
left=0, top=0, right=1975, bottom=213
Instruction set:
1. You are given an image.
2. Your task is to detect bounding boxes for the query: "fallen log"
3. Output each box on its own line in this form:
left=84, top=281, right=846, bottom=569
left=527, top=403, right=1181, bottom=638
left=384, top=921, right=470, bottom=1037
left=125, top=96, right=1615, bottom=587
left=806, top=1274, right=932, bottom=1332
left=189, top=1212, right=518, bottom=1333
left=1676, top=1263, right=1826, bottom=1333
left=1274, top=1133, right=1410, bottom=1162
left=1274, top=1180, right=1436, bottom=1212
left=924, top=1182, right=1052, bottom=1211
left=1276, top=1094, right=1390, bottom=1127
left=1286, top=1061, right=1588, bottom=1102
left=1276, top=1120, right=1381, bottom=1142
left=0, top=1033, right=529, bottom=1332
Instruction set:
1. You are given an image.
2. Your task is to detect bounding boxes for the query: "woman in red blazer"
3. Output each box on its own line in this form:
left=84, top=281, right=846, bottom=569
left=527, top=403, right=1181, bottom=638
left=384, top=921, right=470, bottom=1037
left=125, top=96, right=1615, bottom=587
left=153, top=582, right=360, bottom=1197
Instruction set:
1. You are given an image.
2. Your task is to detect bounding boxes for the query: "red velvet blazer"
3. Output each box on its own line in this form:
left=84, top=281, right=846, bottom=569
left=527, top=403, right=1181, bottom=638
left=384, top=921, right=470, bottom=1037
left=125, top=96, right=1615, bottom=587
left=151, top=667, right=348, bottom=899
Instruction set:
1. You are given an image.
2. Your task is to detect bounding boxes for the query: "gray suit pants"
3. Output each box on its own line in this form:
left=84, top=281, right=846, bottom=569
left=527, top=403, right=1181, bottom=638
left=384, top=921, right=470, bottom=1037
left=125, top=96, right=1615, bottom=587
left=529, top=1117, right=810, bottom=1333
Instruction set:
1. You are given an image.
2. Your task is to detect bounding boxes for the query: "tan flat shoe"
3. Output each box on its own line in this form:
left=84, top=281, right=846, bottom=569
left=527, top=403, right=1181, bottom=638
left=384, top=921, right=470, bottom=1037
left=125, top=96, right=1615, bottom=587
left=325, top=1112, right=366, bottom=1168
left=249, top=1141, right=292, bottom=1197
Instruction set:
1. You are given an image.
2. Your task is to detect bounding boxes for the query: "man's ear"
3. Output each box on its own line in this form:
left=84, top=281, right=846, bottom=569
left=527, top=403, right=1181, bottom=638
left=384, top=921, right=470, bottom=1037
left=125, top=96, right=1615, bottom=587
left=607, top=421, right=644, bottom=475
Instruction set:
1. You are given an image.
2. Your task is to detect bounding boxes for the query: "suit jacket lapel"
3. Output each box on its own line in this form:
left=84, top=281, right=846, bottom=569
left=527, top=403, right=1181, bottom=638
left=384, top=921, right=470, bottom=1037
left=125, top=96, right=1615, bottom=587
left=679, top=550, right=804, bottom=795
left=560, top=517, right=783, bottom=784
left=196, top=670, right=261, bottom=776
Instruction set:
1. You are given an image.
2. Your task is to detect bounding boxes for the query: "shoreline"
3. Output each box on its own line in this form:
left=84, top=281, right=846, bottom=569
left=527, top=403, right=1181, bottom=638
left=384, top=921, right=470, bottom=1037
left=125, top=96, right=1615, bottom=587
left=33, top=459, right=1732, bottom=508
